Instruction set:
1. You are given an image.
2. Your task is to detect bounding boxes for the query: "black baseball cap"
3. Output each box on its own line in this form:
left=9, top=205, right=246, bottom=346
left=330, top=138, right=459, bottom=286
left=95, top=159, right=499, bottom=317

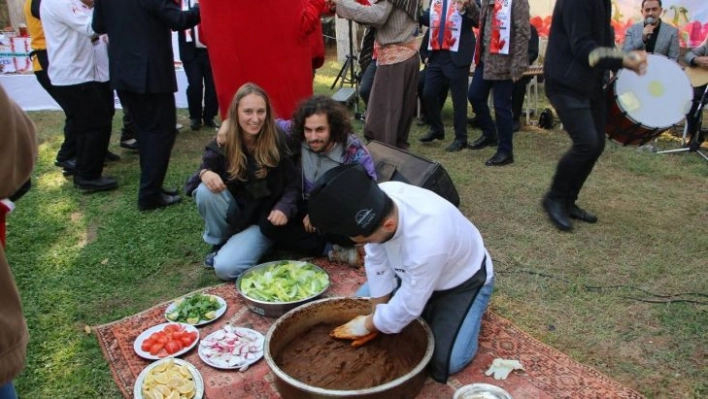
left=309, top=164, right=389, bottom=237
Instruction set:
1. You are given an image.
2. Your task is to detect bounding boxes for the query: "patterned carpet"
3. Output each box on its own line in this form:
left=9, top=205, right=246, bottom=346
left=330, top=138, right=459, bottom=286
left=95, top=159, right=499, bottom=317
left=95, top=258, right=645, bottom=399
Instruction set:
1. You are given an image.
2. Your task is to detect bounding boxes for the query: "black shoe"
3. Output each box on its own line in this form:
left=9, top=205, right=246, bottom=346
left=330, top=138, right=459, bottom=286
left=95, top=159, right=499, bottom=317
left=445, top=140, right=467, bottom=152
left=569, top=204, right=598, bottom=223
left=120, top=139, right=139, bottom=150
left=512, top=120, right=521, bottom=133
left=419, top=130, right=445, bottom=143
left=55, top=158, right=77, bottom=172
left=542, top=194, right=573, bottom=232
left=203, top=243, right=224, bottom=269
left=190, top=118, right=202, bottom=131
left=74, top=175, right=118, bottom=193
left=105, top=151, right=121, bottom=162
left=485, top=152, right=514, bottom=166
left=161, top=187, right=179, bottom=196
left=138, top=193, right=182, bottom=211
left=204, top=118, right=220, bottom=129
left=469, top=134, right=498, bottom=150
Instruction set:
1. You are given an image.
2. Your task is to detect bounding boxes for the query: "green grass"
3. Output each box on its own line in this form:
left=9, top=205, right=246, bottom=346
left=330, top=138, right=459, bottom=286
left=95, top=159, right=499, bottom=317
left=7, top=55, right=708, bottom=398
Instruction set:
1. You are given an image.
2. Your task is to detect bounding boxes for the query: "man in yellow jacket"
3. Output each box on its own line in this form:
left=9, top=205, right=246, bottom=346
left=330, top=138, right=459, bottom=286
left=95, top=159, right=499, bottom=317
left=0, top=85, right=35, bottom=399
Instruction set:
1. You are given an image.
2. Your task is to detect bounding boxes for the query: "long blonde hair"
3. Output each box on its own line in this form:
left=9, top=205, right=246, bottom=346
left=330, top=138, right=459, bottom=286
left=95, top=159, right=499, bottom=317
left=224, top=83, right=282, bottom=181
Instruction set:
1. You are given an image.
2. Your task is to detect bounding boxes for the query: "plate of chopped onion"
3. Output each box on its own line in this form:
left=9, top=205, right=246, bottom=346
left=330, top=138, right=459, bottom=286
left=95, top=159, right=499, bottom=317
left=198, top=324, right=264, bottom=371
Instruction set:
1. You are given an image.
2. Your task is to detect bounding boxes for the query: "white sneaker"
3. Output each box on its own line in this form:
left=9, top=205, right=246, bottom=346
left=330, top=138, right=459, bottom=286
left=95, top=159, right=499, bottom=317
left=328, top=245, right=361, bottom=267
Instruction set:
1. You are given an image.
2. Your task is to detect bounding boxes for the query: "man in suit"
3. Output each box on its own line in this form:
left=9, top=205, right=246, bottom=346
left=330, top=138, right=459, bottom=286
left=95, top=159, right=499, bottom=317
left=622, top=0, right=679, bottom=62
left=92, top=0, right=200, bottom=211
left=467, top=0, right=530, bottom=166
left=418, top=0, right=475, bottom=152
left=178, top=0, right=218, bottom=132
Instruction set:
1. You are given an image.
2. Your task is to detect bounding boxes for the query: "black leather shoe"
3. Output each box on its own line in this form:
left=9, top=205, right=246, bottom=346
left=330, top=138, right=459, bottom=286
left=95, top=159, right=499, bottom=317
left=445, top=140, right=467, bottom=152
left=190, top=118, right=202, bottom=131
left=120, top=139, right=139, bottom=150
left=161, top=187, right=179, bottom=196
left=74, top=175, right=118, bottom=193
left=542, top=194, right=573, bottom=231
left=569, top=204, right=598, bottom=223
left=138, top=193, right=182, bottom=211
left=469, top=134, right=498, bottom=150
left=55, top=158, right=77, bottom=172
left=204, top=118, right=220, bottom=129
left=419, top=130, right=445, bottom=143
left=105, top=151, right=121, bottom=162
left=485, top=152, right=514, bottom=166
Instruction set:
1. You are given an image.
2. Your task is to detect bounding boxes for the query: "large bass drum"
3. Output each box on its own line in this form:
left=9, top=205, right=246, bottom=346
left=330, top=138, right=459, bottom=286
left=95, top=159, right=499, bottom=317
left=605, top=53, right=692, bottom=146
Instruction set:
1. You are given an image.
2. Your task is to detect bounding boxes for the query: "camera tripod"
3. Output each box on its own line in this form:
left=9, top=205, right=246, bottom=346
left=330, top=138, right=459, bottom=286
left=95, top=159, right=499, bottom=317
left=330, top=19, right=361, bottom=118
left=657, top=84, right=708, bottom=162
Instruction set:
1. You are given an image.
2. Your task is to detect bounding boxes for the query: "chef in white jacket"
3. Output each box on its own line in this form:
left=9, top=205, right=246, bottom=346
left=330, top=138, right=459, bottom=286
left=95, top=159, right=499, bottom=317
left=308, top=164, right=494, bottom=383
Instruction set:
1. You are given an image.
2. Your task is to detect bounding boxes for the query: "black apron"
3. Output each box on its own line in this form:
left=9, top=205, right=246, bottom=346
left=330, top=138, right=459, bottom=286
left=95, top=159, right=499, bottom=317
left=421, top=257, right=487, bottom=383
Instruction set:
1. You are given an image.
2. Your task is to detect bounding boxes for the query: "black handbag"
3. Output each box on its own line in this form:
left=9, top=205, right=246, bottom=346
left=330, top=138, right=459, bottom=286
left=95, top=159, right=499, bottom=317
left=366, top=141, right=460, bottom=207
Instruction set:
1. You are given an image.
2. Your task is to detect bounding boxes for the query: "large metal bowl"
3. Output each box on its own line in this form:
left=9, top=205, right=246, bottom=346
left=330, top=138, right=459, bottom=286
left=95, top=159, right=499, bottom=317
left=235, top=260, right=330, bottom=318
left=265, top=297, right=435, bottom=398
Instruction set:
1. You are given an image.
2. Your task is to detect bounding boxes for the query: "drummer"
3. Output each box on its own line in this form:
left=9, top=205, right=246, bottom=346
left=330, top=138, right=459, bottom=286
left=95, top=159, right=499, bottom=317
left=541, top=0, right=647, bottom=232
left=307, top=164, right=495, bottom=383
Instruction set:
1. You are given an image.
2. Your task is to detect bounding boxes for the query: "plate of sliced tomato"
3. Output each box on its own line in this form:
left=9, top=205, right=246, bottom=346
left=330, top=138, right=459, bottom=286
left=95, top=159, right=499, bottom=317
left=133, top=322, right=200, bottom=360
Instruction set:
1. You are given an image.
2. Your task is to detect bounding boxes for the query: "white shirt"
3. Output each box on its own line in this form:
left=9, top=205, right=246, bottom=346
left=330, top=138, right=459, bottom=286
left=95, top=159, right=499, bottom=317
left=40, top=0, right=102, bottom=85
left=367, top=182, right=493, bottom=334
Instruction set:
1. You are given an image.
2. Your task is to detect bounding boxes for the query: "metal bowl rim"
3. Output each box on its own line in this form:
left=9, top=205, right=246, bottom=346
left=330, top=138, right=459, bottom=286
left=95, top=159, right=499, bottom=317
left=453, top=383, right=512, bottom=399
left=264, top=297, right=436, bottom=396
left=235, top=260, right=331, bottom=306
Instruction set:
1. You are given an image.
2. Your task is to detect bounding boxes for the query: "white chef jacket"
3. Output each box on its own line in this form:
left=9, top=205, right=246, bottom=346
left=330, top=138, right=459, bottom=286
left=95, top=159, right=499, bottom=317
left=367, top=182, right=494, bottom=335
left=41, top=0, right=100, bottom=86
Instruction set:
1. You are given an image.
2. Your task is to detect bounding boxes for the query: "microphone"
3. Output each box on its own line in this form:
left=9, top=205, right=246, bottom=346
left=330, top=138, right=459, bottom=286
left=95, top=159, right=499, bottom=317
left=645, top=17, right=655, bottom=40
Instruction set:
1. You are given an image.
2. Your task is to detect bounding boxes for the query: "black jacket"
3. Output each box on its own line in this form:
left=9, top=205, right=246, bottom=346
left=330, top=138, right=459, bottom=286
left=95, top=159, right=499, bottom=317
left=543, top=0, right=623, bottom=99
left=420, top=3, right=477, bottom=67
left=92, top=0, right=200, bottom=94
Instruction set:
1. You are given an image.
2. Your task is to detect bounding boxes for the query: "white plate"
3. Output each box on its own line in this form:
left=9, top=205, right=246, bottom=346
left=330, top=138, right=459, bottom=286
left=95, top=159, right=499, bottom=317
left=164, top=294, right=227, bottom=326
left=198, top=325, right=264, bottom=370
left=133, top=323, right=200, bottom=360
left=133, top=358, right=204, bottom=399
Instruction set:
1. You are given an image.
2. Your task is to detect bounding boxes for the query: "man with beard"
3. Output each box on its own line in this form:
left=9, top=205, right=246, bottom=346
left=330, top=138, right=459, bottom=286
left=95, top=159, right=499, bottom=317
left=259, top=96, right=377, bottom=266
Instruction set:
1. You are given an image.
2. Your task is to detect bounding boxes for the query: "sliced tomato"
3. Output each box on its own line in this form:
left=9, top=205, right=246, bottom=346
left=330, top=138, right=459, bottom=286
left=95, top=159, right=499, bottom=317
left=164, top=340, right=183, bottom=354
left=155, top=334, right=169, bottom=345
left=149, top=342, right=165, bottom=356
left=140, top=339, right=154, bottom=352
left=179, top=336, right=193, bottom=346
left=164, top=324, right=182, bottom=333
left=149, top=332, right=162, bottom=341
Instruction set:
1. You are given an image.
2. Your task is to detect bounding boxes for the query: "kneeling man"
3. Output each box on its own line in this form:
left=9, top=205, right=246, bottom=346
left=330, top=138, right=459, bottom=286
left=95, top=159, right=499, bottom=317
left=308, top=164, right=494, bottom=382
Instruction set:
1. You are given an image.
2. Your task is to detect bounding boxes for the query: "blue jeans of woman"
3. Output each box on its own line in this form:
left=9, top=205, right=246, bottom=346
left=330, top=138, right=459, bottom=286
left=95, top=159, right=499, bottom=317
left=355, top=278, right=495, bottom=375
left=193, top=183, right=272, bottom=280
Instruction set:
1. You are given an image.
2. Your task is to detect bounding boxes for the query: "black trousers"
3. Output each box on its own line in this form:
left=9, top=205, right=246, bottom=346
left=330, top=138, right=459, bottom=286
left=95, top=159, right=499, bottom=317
left=359, top=62, right=377, bottom=105
left=511, top=75, right=532, bottom=122
left=34, top=50, right=76, bottom=162
left=183, top=49, right=218, bottom=121
left=118, top=91, right=177, bottom=205
left=686, top=85, right=707, bottom=139
left=423, top=51, right=469, bottom=141
left=547, top=92, right=606, bottom=204
left=52, top=82, right=114, bottom=180
left=418, top=67, right=448, bottom=122
left=116, top=91, right=136, bottom=142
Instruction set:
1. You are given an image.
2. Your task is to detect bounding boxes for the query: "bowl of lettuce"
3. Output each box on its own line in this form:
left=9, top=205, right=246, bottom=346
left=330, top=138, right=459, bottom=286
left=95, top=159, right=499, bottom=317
left=236, top=260, right=330, bottom=317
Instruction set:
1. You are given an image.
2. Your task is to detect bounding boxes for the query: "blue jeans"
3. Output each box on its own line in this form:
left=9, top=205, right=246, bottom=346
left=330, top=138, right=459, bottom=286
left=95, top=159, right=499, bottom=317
left=193, top=183, right=272, bottom=280
left=355, top=278, right=494, bottom=375
left=0, top=382, right=17, bottom=399
left=468, top=63, right=514, bottom=154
